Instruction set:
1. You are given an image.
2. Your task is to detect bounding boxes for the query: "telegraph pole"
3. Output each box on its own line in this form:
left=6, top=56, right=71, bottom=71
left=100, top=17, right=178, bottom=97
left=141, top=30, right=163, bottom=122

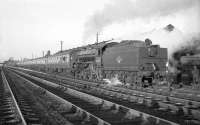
left=42, top=51, right=44, bottom=57
left=96, top=32, right=99, bottom=44
left=60, top=41, right=64, bottom=52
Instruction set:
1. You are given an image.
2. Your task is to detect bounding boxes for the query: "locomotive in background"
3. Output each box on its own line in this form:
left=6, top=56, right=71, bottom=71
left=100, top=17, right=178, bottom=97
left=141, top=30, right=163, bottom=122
left=180, top=55, right=200, bottom=85
left=15, top=39, right=168, bottom=85
left=169, top=39, right=200, bottom=87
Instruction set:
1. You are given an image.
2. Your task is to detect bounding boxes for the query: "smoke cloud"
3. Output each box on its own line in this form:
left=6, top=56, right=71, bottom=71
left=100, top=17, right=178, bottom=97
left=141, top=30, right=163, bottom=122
left=83, top=0, right=199, bottom=40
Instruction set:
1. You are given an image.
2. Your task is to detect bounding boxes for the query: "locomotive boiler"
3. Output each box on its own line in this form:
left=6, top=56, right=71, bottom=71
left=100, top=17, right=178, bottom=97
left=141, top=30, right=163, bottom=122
left=16, top=39, right=168, bottom=85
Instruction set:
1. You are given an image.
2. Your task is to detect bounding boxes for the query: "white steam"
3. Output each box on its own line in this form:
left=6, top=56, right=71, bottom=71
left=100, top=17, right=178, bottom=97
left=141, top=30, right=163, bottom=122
left=103, top=75, right=123, bottom=86
left=84, top=0, right=199, bottom=40
left=145, top=26, right=185, bottom=57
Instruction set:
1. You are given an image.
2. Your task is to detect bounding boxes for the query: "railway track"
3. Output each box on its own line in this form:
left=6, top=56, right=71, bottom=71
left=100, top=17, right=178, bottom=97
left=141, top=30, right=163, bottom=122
left=11, top=66, right=200, bottom=124
left=8, top=67, right=192, bottom=125
left=7, top=67, right=181, bottom=125
left=23, top=67, right=200, bottom=103
left=0, top=68, right=27, bottom=125
left=4, top=71, right=46, bottom=125
left=2, top=68, right=86, bottom=125
left=11, top=66, right=200, bottom=104
left=3, top=68, right=111, bottom=125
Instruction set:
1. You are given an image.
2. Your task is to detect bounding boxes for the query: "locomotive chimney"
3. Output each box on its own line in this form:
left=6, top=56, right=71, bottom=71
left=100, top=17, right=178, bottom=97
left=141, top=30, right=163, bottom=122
left=45, top=50, right=51, bottom=57
left=42, top=51, right=44, bottom=57
left=60, top=41, right=64, bottom=52
left=145, top=38, right=152, bottom=46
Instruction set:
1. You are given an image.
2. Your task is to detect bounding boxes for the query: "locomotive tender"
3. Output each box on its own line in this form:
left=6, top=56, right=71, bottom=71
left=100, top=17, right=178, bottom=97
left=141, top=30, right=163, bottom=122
left=17, top=39, right=168, bottom=85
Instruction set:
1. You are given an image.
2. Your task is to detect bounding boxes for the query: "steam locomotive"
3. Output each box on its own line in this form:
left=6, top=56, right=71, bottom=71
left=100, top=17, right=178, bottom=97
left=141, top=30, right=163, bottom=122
left=16, top=39, right=168, bottom=85
left=179, top=54, right=200, bottom=85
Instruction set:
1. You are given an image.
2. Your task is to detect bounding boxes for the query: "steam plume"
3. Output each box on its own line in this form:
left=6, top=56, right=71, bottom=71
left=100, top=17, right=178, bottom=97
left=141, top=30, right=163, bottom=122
left=83, top=0, right=199, bottom=39
left=145, top=24, right=185, bottom=57
left=103, top=75, right=123, bottom=86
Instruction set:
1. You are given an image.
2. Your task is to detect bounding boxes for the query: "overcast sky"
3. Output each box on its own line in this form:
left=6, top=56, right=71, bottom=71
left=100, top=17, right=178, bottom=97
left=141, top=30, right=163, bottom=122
left=0, top=0, right=199, bottom=61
